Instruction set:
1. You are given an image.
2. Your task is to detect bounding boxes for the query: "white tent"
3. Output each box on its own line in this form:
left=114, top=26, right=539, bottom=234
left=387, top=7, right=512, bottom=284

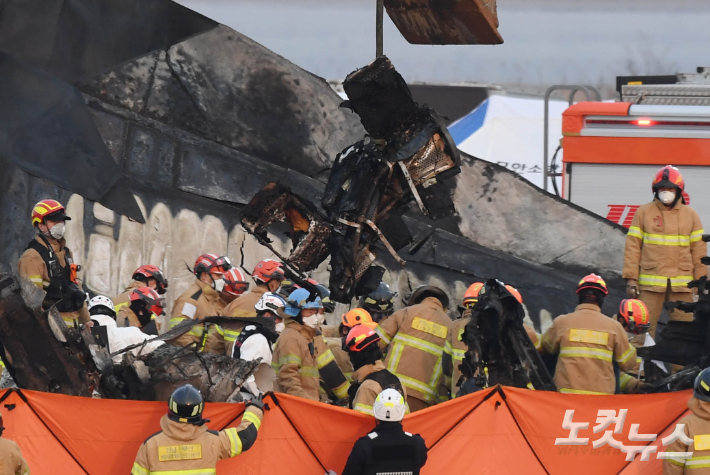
left=449, top=95, right=569, bottom=190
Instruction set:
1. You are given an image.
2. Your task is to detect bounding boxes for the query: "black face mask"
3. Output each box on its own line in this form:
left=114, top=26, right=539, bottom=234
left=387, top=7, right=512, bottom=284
left=129, top=301, right=153, bottom=327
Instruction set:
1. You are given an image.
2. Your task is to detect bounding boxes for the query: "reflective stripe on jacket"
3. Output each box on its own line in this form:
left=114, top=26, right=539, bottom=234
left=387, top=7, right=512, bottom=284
left=131, top=407, right=262, bottom=474
left=272, top=318, right=320, bottom=401
left=314, top=334, right=350, bottom=401
left=377, top=297, right=452, bottom=404
left=623, top=200, right=707, bottom=293
left=169, top=279, right=225, bottom=349
left=664, top=397, right=710, bottom=475
left=542, top=303, right=636, bottom=395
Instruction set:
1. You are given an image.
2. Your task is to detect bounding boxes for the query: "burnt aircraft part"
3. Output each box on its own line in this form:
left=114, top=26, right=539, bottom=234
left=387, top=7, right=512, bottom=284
left=0, top=53, right=144, bottom=222
left=383, top=0, right=503, bottom=45
left=462, top=279, right=556, bottom=391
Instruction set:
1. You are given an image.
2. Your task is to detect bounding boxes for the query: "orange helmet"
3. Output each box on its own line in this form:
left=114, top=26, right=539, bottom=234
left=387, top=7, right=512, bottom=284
left=463, top=282, right=484, bottom=308
left=342, top=308, right=373, bottom=328
left=252, top=259, right=285, bottom=284
left=576, top=274, right=609, bottom=295
left=193, top=254, right=231, bottom=276
left=505, top=285, right=523, bottom=304
left=129, top=286, right=165, bottom=316
left=652, top=165, right=684, bottom=192
left=31, top=199, right=70, bottom=227
left=344, top=325, right=380, bottom=353
left=222, top=267, right=250, bottom=299
left=618, top=299, right=651, bottom=334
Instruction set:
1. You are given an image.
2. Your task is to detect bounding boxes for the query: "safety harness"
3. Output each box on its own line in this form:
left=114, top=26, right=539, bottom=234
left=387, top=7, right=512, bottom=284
left=26, top=235, right=75, bottom=312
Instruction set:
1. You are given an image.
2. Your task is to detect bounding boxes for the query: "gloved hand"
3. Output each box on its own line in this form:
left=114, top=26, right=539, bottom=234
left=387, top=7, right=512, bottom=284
left=246, top=393, right=264, bottom=411
left=626, top=279, right=639, bottom=298
left=71, top=288, right=88, bottom=312
left=636, top=382, right=654, bottom=394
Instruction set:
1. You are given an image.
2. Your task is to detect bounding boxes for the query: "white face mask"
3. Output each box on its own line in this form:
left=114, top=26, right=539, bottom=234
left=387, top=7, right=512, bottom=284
left=213, top=278, right=225, bottom=293
left=49, top=222, right=66, bottom=240
left=302, top=314, right=319, bottom=328
left=275, top=322, right=285, bottom=333
left=316, top=312, right=325, bottom=325
left=658, top=190, right=676, bottom=205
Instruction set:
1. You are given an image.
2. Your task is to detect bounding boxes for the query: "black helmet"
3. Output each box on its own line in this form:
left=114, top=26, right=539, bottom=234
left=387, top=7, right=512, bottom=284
left=408, top=285, right=449, bottom=309
left=316, top=284, right=335, bottom=313
left=694, top=368, right=710, bottom=403
left=278, top=279, right=299, bottom=299
left=360, top=282, right=395, bottom=321
left=168, top=384, right=207, bottom=425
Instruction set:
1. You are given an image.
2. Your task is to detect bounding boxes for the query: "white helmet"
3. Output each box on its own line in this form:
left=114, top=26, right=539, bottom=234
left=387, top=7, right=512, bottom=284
left=373, top=388, right=406, bottom=422
left=255, top=292, right=287, bottom=314
left=88, top=295, right=115, bottom=316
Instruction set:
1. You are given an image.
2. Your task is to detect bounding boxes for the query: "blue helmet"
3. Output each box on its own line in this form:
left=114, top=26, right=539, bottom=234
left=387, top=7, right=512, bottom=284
left=284, top=288, right=323, bottom=317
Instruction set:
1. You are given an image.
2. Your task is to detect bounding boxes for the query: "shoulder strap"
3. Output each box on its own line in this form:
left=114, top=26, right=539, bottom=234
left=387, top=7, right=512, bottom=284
left=207, top=429, right=219, bottom=436
left=143, top=430, right=163, bottom=444
left=190, top=289, right=203, bottom=301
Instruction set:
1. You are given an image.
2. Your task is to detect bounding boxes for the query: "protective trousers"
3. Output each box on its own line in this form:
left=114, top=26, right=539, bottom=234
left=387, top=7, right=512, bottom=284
left=639, top=282, right=693, bottom=340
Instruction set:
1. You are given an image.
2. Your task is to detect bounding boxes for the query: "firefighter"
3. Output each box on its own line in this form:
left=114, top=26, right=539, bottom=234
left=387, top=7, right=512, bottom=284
left=168, top=254, right=230, bottom=349
left=624, top=165, right=707, bottom=340
left=113, top=265, right=168, bottom=327
left=541, top=274, right=637, bottom=395
left=117, top=286, right=165, bottom=336
left=319, top=308, right=370, bottom=382
left=376, top=285, right=452, bottom=412
left=360, top=282, right=396, bottom=323
left=344, top=324, right=407, bottom=416
left=18, top=199, right=90, bottom=326
left=616, top=299, right=656, bottom=394
left=663, top=368, right=710, bottom=474
left=232, top=292, right=286, bottom=398
left=131, top=384, right=263, bottom=475
left=340, top=389, right=427, bottom=475
left=220, top=267, right=250, bottom=304
left=271, top=288, right=323, bottom=401
left=506, top=285, right=542, bottom=351
left=211, top=259, right=285, bottom=356
left=0, top=413, right=29, bottom=475
left=443, top=282, right=482, bottom=398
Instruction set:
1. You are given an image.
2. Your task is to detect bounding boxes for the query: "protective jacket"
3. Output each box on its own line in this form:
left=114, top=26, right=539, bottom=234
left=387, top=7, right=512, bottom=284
left=326, top=336, right=354, bottom=381
left=314, top=333, right=350, bottom=402
left=91, top=314, right=164, bottom=364
left=0, top=437, right=30, bottom=475
left=131, top=406, right=262, bottom=475
left=376, top=297, right=452, bottom=405
left=272, top=318, right=320, bottom=401
left=169, top=279, right=225, bottom=349
left=443, top=316, right=468, bottom=397
left=664, top=397, right=710, bottom=474
left=542, top=303, right=637, bottom=395
left=624, top=200, right=707, bottom=293
left=18, top=235, right=89, bottom=325
left=348, top=360, right=406, bottom=416
left=113, top=281, right=144, bottom=327
left=341, top=421, right=427, bottom=475
left=207, top=286, right=268, bottom=356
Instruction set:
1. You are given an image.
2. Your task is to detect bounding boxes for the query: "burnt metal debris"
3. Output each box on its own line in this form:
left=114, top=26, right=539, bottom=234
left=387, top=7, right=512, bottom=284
left=241, top=57, right=461, bottom=303
left=460, top=279, right=556, bottom=392
left=0, top=273, right=258, bottom=402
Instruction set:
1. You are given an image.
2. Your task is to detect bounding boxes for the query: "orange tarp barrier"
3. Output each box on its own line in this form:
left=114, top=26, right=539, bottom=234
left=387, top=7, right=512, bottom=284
left=0, top=386, right=696, bottom=475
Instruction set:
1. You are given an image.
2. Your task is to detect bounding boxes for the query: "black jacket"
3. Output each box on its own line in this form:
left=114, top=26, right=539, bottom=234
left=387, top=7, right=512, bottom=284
left=341, top=421, right=427, bottom=475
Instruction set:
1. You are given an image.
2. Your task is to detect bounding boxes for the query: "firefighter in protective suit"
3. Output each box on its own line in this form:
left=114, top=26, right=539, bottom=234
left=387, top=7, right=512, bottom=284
left=345, top=324, right=407, bottom=416
left=132, top=384, right=262, bottom=475
left=624, top=165, right=707, bottom=340
left=113, top=265, right=168, bottom=328
left=18, top=199, right=90, bottom=326
left=377, top=286, right=452, bottom=412
left=0, top=413, right=30, bottom=475
left=340, top=388, right=427, bottom=475
left=542, top=274, right=637, bottom=395
left=664, top=368, right=710, bottom=474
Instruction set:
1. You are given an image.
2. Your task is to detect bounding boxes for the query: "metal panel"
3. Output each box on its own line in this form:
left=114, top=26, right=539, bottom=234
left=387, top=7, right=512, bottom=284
left=568, top=163, right=710, bottom=230
left=623, top=84, right=710, bottom=105
left=383, top=0, right=503, bottom=45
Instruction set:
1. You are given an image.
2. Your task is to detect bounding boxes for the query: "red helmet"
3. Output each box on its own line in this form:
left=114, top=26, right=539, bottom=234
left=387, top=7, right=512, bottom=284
left=129, top=287, right=165, bottom=316
left=194, top=254, right=231, bottom=276
left=505, top=285, right=523, bottom=304
left=345, top=325, right=380, bottom=353
left=576, top=274, right=609, bottom=295
left=463, top=282, right=484, bottom=308
left=652, top=165, right=685, bottom=192
left=133, top=265, right=168, bottom=294
left=252, top=259, right=285, bottom=284
left=31, top=199, right=70, bottom=227
left=618, top=299, right=651, bottom=335
left=222, top=268, right=250, bottom=299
